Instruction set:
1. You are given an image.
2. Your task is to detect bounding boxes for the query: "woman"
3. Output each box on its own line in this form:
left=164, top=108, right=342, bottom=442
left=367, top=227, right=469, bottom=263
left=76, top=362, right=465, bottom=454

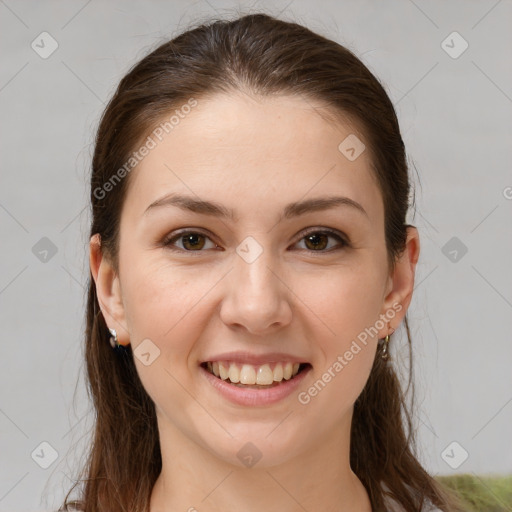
left=61, top=12, right=463, bottom=512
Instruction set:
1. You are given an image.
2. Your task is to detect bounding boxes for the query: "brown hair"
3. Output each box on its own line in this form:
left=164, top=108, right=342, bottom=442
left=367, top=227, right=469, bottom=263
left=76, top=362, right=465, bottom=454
left=61, top=12, right=463, bottom=512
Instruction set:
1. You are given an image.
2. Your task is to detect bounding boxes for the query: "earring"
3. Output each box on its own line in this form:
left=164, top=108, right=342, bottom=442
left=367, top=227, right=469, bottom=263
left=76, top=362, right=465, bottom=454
left=381, top=325, right=394, bottom=361
left=109, top=328, right=128, bottom=353
left=108, top=328, right=118, bottom=348
left=381, top=333, right=390, bottom=360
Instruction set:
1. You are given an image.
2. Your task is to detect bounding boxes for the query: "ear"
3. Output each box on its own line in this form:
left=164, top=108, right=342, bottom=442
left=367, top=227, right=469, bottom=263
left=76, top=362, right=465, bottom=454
left=89, top=234, right=130, bottom=346
left=378, top=226, right=420, bottom=337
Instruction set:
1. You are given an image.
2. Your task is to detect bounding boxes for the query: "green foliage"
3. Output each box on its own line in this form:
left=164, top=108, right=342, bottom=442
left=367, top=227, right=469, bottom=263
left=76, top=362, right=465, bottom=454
left=436, top=474, right=512, bottom=512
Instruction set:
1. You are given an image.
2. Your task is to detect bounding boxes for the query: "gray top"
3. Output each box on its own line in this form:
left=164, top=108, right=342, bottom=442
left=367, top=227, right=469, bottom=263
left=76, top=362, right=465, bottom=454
left=384, top=495, right=443, bottom=511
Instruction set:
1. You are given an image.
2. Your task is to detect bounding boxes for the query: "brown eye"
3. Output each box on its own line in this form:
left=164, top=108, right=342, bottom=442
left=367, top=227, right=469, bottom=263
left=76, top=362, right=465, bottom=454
left=163, top=231, right=217, bottom=252
left=181, top=233, right=206, bottom=250
left=294, top=229, right=348, bottom=252
left=303, top=232, right=329, bottom=251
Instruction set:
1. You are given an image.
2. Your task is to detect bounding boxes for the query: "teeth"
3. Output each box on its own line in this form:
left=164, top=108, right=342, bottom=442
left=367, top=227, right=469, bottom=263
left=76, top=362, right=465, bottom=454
left=256, top=364, right=274, bottom=385
left=228, top=364, right=240, bottom=383
left=206, top=360, right=303, bottom=384
left=240, top=364, right=257, bottom=384
left=218, top=362, right=229, bottom=380
left=273, top=363, right=284, bottom=381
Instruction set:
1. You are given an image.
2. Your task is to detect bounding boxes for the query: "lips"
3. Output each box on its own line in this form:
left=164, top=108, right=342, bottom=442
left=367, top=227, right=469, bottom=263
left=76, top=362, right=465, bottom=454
left=198, top=351, right=312, bottom=407
left=200, top=358, right=312, bottom=406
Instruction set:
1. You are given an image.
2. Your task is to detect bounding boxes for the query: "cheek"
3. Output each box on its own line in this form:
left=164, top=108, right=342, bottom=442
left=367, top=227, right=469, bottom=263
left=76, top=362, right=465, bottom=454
left=292, top=262, right=383, bottom=408
left=122, top=260, right=207, bottom=345
left=293, top=259, right=386, bottom=344
left=120, top=260, right=211, bottom=410
left=120, top=256, right=229, bottom=389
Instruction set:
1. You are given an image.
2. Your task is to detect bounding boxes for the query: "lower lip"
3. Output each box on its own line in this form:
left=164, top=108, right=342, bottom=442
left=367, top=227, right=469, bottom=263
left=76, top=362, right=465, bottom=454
left=199, top=365, right=311, bottom=406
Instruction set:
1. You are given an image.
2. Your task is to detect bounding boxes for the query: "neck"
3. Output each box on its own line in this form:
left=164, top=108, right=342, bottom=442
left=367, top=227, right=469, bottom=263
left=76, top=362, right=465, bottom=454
left=150, top=412, right=372, bottom=512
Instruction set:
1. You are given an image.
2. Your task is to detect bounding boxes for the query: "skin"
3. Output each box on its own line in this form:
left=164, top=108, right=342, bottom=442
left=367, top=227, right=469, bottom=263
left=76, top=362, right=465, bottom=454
left=90, top=92, right=420, bottom=512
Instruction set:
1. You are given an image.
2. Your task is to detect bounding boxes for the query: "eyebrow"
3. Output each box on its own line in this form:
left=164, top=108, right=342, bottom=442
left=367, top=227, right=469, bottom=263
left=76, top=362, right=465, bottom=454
left=143, top=193, right=369, bottom=221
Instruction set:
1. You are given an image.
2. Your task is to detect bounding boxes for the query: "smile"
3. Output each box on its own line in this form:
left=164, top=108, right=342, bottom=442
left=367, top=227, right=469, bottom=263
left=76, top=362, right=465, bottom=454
left=202, top=361, right=309, bottom=388
left=199, top=359, right=312, bottom=406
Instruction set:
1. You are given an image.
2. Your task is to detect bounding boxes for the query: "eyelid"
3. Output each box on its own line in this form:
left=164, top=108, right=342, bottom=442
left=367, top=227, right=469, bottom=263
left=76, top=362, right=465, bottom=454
left=162, top=226, right=350, bottom=253
left=162, top=228, right=220, bottom=252
left=295, top=226, right=348, bottom=242
left=293, top=227, right=349, bottom=251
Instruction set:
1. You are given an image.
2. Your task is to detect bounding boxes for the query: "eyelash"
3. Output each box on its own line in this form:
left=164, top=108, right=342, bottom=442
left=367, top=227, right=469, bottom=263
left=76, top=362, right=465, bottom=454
left=161, top=227, right=350, bottom=255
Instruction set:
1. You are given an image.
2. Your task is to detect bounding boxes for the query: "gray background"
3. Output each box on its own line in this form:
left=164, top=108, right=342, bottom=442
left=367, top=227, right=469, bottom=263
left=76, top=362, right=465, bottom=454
left=0, top=0, right=511, bottom=510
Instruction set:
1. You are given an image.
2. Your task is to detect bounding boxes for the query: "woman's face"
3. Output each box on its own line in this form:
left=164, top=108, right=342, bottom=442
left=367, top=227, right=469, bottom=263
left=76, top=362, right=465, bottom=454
left=93, top=92, right=418, bottom=468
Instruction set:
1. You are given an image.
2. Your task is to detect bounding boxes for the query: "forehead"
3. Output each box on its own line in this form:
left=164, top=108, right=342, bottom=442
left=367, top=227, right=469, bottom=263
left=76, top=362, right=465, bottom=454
left=122, top=93, right=383, bottom=224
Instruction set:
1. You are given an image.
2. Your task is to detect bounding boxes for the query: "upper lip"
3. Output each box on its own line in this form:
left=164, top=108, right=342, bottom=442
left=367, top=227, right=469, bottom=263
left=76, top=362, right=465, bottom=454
left=201, top=351, right=309, bottom=366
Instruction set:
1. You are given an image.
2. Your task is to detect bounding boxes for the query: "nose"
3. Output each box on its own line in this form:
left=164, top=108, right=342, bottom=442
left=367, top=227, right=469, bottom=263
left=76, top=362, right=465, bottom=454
left=219, top=245, right=293, bottom=335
